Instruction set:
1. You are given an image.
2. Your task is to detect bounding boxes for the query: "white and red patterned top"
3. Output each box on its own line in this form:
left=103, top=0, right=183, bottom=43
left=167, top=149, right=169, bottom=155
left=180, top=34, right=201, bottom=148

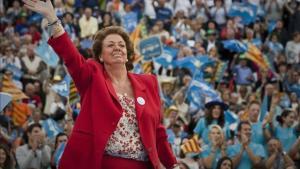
left=104, top=93, right=148, bottom=161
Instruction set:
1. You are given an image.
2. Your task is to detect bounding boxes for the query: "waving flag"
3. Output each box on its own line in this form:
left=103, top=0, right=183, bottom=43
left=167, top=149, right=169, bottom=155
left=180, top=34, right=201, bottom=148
left=12, top=101, right=31, bottom=126
left=228, top=2, right=257, bottom=25
left=52, top=74, right=72, bottom=97
left=54, top=142, right=66, bottom=168
left=260, top=94, right=269, bottom=122
left=4, top=64, right=23, bottom=80
left=245, top=43, right=268, bottom=69
left=225, top=110, right=239, bottom=124
left=69, top=80, right=80, bottom=105
left=122, top=11, right=138, bottom=33
left=175, top=56, right=215, bottom=73
left=181, top=135, right=201, bottom=154
left=222, top=40, right=248, bottom=53
left=153, top=46, right=179, bottom=68
left=1, top=75, right=28, bottom=101
left=35, top=30, right=59, bottom=67
left=186, top=77, right=219, bottom=111
left=268, top=20, right=277, bottom=33
left=42, top=118, right=63, bottom=139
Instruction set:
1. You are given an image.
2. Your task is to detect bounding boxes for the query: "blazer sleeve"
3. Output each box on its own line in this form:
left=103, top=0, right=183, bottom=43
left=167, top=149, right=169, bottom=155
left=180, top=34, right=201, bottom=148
left=48, top=32, right=92, bottom=93
left=152, top=75, right=177, bottom=169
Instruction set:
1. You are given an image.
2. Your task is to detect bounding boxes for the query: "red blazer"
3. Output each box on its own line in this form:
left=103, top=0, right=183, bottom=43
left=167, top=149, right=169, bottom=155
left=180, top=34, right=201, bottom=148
left=48, top=33, right=177, bottom=169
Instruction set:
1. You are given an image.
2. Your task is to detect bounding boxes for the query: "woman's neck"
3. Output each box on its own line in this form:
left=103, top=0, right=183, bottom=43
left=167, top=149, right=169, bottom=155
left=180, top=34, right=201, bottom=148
left=105, top=64, right=128, bottom=85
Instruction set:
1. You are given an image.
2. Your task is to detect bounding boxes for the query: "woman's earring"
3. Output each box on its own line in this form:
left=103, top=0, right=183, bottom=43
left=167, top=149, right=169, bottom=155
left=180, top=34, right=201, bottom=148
left=126, top=58, right=129, bottom=62
left=100, top=58, right=103, bottom=62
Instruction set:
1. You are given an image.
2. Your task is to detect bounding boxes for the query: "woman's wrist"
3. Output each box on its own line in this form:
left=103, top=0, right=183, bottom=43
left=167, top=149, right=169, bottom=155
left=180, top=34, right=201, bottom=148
left=46, top=13, right=58, bottom=23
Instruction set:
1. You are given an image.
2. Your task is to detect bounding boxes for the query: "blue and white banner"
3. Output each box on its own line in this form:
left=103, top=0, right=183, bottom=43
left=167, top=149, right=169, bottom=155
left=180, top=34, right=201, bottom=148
left=175, top=55, right=215, bottom=73
left=139, top=36, right=162, bottom=61
left=222, top=40, right=248, bottom=53
left=228, top=2, right=257, bottom=25
left=42, top=118, right=63, bottom=139
left=186, top=78, right=219, bottom=111
left=5, top=64, right=23, bottom=80
left=35, top=30, right=59, bottom=67
left=153, top=46, right=178, bottom=68
left=122, top=12, right=138, bottom=33
left=52, top=74, right=72, bottom=97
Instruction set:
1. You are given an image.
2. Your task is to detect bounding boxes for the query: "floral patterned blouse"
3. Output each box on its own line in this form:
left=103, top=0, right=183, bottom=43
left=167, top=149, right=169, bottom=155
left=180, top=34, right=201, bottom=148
left=104, top=93, right=148, bottom=161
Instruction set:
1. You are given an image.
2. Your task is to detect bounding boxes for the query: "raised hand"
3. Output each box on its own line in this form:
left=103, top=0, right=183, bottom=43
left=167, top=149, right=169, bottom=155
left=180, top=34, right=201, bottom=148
left=22, top=0, right=57, bottom=22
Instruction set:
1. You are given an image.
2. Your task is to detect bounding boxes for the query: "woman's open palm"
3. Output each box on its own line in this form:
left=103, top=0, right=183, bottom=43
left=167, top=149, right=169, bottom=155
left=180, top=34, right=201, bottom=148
left=23, top=0, right=55, bottom=19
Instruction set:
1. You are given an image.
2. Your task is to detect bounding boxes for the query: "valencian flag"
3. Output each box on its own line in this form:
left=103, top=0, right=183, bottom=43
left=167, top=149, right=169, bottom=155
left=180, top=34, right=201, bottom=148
left=69, top=80, right=80, bottom=105
left=1, top=75, right=28, bottom=101
left=1, top=75, right=31, bottom=126
left=181, top=135, right=201, bottom=154
left=11, top=102, right=31, bottom=126
left=245, top=43, right=268, bottom=69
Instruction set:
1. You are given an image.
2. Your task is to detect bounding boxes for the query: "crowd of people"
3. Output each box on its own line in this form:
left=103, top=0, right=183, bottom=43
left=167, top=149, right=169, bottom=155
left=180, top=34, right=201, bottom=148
left=0, top=0, right=300, bottom=168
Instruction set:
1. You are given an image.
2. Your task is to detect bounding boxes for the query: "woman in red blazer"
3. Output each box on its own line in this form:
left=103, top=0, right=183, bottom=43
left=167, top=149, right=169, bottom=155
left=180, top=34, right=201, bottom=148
left=23, top=0, right=178, bottom=169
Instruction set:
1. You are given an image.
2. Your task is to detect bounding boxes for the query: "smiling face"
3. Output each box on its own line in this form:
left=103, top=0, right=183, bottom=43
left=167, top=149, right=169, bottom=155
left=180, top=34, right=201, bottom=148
left=101, top=34, right=128, bottom=66
left=209, top=126, right=223, bottom=143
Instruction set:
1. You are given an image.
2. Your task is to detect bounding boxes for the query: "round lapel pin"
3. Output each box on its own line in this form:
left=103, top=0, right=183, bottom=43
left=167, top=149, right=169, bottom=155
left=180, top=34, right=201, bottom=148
left=137, top=97, right=145, bottom=105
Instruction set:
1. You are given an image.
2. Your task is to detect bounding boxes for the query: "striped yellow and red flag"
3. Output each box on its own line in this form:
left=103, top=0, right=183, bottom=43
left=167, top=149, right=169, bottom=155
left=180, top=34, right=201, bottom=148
left=1, top=75, right=28, bottom=100
left=11, top=101, right=31, bottom=126
left=69, top=80, right=80, bottom=105
left=142, top=61, right=153, bottom=74
left=180, top=135, right=202, bottom=154
left=245, top=44, right=268, bottom=69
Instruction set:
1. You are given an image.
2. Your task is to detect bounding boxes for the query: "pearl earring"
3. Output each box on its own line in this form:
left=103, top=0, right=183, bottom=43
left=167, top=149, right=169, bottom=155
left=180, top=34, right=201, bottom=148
left=100, top=58, right=103, bottom=62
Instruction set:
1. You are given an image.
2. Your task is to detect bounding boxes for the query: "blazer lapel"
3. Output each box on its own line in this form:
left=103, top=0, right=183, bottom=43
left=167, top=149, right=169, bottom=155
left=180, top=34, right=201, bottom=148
left=128, top=73, right=146, bottom=121
left=103, top=69, right=122, bottom=110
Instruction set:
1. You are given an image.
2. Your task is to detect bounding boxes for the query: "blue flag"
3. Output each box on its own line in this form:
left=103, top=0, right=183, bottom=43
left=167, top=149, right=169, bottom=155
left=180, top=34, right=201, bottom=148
left=153, top=46, right=178, bottom=68
left=260, top=94, right=268, bottom=122
left=228, top=2, right=257, bottom=25
left=225, top=110, right=239, bottom=124
left=5, top=64, right=23, bottom=80
left=52, top=74, right=72, bottom=97
left=186, top=78, right=219, bottom=111
left=42, top=118, right=63, bottom=139
left=54, top=142, right=66, bottom=168
left=132, top=63, right=143, bottom=74
left=268, top=20, right=277, bottom=33
left=122, top=12, right=138, bottom=33
left=175, top=55, right=215, bottom=73
left=222, top=40, right=248, bottom=53
left=35, top=30, right=59, bottom=67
